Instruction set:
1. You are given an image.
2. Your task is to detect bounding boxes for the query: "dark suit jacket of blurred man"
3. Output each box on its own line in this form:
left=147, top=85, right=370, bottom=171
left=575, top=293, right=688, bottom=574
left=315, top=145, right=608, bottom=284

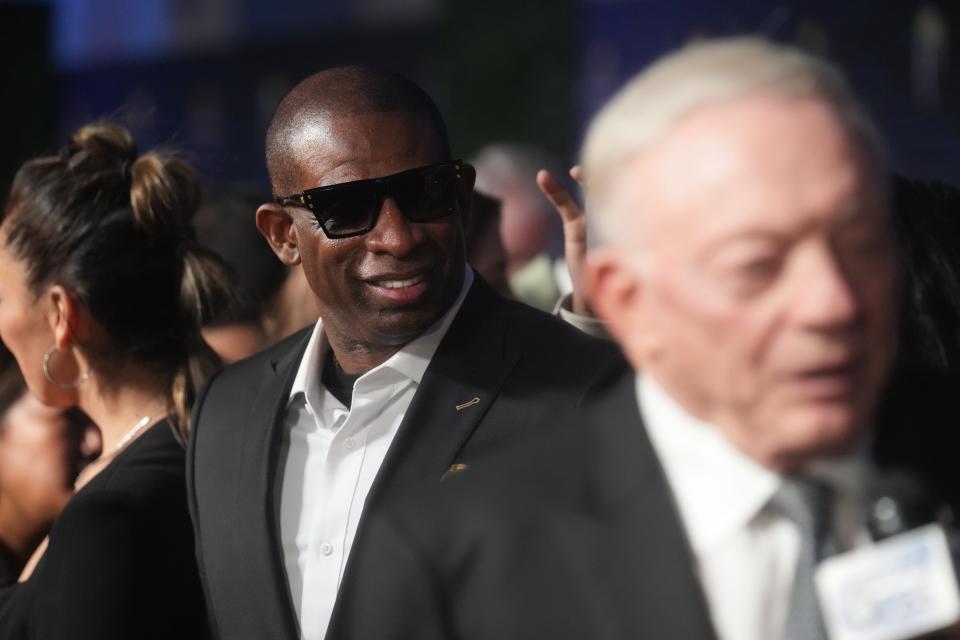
left=186, top=276, right=621, bottom=640
left=327, top=359, right=960, bottom=640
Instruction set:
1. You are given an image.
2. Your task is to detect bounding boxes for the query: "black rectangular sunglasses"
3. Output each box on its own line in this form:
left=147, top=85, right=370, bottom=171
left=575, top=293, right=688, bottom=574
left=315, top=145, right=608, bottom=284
left=274, top=160, right=467, bottom=239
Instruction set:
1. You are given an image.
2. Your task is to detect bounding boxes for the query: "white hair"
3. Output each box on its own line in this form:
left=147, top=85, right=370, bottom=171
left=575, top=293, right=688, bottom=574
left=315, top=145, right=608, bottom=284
left=581, top=36, right=887, bottom=247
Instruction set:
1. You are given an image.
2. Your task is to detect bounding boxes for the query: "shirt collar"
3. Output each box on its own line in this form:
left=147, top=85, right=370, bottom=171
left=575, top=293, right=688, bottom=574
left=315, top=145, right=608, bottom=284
left=637, top=373, right=870, bottom=554
left=287, top=267, right=475, bottom=409
left=637, top=373, right=780, bottom=555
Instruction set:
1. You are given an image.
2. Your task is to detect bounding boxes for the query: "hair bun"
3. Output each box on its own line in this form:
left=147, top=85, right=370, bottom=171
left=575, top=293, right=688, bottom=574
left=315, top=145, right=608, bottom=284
left=129, top=152, right=200, bottom=241
left=66, top=123, right=137, bottom=172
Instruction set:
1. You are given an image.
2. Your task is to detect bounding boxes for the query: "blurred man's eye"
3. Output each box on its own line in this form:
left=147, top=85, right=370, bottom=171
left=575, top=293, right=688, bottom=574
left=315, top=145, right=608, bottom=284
left=707, top=242, right=784, bottom=298
left=724, top=256, right=782, bottom=297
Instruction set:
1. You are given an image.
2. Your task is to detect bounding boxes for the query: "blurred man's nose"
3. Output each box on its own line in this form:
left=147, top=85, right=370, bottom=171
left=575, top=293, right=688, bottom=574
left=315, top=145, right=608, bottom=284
left=790, top=245, right=862, bottom=330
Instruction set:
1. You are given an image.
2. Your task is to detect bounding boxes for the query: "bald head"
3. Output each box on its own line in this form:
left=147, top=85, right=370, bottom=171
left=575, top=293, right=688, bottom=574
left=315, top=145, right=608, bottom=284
left=265, top=66, right=451, bottom=195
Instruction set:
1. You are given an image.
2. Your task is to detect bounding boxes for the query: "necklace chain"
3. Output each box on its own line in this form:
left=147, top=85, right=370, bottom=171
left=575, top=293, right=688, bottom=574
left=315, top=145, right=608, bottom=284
left=74, top=415, right=158, bottom=490
left=113, top=415, right=153, bottom=453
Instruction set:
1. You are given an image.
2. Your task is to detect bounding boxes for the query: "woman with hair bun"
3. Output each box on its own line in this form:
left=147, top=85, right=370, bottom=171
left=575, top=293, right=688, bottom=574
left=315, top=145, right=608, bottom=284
left=0, top=122, right=231, bottom=638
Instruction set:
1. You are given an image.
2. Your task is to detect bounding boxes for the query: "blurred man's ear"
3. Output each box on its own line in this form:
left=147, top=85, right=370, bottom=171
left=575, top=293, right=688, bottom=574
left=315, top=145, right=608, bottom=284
left=585, top=248, right=655, bottom=370
left=256, top=203, right=301, bottom=266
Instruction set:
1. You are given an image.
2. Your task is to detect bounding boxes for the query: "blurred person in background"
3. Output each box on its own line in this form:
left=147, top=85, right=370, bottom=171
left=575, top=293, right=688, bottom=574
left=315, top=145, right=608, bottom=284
left=462, top=189, right=511, bottom=297
left=0, top=345, right=97, bottom=576
left=470, top=143, right=570, bottom=310
left=196, top=185, right=321, bottom=364
left=0, top=122, right=230, bottom=639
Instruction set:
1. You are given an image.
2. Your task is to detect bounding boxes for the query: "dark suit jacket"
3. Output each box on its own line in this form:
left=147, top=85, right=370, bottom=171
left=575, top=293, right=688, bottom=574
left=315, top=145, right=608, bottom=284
left=330, top=358, right=960, bottom=640
left=329, top=357, right=717, bottom=639
left=186, top=277, right=621, bottom=640
left=0, top=421, right=206, bottom=640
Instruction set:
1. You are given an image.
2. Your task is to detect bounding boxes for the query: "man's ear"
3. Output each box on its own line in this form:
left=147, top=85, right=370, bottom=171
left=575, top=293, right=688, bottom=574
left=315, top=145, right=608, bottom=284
left=256, top=203, right=301, bottom=266
left=584, top=248, right=655, bottom=370
left=45, top=285, right=82, bottom=351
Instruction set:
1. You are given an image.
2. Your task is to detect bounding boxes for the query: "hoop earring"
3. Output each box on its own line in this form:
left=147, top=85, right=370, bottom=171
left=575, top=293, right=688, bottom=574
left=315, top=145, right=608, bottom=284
left=42, top=345, right=89, bottom=390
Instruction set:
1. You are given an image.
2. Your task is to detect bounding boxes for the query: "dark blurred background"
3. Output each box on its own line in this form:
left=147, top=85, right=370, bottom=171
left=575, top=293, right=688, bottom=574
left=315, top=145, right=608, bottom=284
left=2, top=0, right=957, bottom=196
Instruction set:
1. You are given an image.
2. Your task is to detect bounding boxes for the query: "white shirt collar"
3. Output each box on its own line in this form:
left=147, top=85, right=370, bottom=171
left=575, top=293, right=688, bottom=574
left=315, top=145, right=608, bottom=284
left=637, top=373, right=869, bottom=555
left=287, top=267, right=475, bottom=410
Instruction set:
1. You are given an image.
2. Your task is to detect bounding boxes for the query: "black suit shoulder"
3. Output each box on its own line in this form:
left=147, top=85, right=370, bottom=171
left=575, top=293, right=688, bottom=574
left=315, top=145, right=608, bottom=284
left=190, top=325, right=310, bottom=445
left=503, top=296, right=621, bottom=372
left=495, top=292, right=615, bottom=356
left=200, top=325, right=310, bottom=400
left=462, top=277, right=622, bottom=385
left=412, top=282, right=623, bottom=461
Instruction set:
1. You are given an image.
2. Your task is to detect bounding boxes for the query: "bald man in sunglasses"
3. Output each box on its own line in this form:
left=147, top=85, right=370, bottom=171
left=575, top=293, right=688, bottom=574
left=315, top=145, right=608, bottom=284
left=185, top=66, right=619, bottom=640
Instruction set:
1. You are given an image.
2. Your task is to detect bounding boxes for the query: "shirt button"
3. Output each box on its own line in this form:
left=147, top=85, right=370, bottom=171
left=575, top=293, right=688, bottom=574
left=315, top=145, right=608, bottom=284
left=320, top=543, right=333, bottom=556
left=344, top=438, right=356, bottom=450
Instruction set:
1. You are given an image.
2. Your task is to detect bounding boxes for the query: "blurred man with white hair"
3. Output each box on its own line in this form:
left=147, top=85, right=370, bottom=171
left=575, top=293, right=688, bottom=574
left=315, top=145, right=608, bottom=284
left=328, top=38, right=958, bottom=640
left=580, top=36, right=895, bottom=474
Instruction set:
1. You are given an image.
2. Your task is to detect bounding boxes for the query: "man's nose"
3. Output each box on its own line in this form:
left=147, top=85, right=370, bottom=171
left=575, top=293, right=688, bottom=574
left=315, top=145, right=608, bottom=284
left=791, top=247, right=862, bottom=330
left=364, top=197, right=421, bottom=256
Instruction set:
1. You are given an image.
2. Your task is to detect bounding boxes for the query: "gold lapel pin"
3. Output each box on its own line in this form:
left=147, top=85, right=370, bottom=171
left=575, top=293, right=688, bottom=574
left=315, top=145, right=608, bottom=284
left=455, top=396, right=480, bottom=412
left=441, top=463, right=470, bottom=481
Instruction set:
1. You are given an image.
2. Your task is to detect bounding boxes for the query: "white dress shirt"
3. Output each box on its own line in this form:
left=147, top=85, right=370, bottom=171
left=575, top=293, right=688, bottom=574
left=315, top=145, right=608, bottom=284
left=637, top=373, right=871, bottom=640
left=278, top=269, right=474, bottom=640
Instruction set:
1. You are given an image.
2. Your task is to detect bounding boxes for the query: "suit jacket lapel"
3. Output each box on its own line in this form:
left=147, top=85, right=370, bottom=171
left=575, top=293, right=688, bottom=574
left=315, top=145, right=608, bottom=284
left=237, top=331, right=308, bottom=639
left=326, top=280, right=522, bottom=639
left=368, top=278, right=520, bottom=509
left=560, top=369, right=719, bottom=639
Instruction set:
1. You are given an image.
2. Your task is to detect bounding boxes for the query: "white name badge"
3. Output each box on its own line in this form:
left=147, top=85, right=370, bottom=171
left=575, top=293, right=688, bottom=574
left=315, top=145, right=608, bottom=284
left=816, top=524, right=960, bottom=640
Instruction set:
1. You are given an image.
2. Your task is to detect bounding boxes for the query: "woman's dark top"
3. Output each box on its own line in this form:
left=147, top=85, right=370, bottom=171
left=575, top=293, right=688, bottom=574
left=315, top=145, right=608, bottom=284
left=0, top=419, right=206, bottom=639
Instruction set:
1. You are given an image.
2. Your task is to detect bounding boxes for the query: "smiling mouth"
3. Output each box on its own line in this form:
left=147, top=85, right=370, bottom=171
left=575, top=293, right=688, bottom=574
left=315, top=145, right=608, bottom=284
left=377, top=274, right=426, bottom=289
left=364, top=271, right=433, bottom=305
